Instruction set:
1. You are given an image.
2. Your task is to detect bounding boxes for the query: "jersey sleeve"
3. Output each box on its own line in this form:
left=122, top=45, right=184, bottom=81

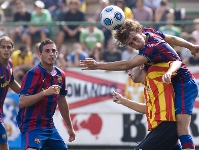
left=20, top=71, right=39, bottom=95
left=143, top=27, right=165, bottom=39
left=9, top=60, right=14, bottom=82
left=10, top=70, right=14, bottom=82
left=154, top=29, right=165, bottom=39
left=60, top=71, right=67, bottom=96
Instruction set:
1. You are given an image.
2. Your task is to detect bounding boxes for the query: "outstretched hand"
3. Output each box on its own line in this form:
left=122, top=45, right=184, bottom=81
left=112, top=91, right=123, bottom=104
left=190, top=45, right=199, bottom=56
left=80, top=58, right=98, bottom=70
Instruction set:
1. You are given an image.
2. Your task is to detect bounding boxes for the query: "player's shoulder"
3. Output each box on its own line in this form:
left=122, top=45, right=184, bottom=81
left=143, top=27, right=156, bottom=33
left=26, top=65, right=42, bottom=76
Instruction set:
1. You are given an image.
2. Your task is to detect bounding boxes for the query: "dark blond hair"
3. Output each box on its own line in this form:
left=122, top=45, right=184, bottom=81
left=0, top=36, right=14, bottom=48
left=112, top=19, right=142, bottom=46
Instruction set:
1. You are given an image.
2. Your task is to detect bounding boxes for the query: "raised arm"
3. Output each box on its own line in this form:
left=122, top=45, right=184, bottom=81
left=164, top=34, right=199, bottom=56
left=80, top=55, right=148, bottom=71
left=112, top=91, right=146, bottom=114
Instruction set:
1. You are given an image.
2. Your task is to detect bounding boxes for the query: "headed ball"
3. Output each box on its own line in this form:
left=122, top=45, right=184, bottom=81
left=100, top=5, right=125, bottom=30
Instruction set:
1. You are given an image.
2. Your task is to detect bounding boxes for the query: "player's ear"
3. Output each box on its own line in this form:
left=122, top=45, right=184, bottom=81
left=11, top=46, right=15, bottom=54
left=138, top=28, right=142, bottom=34
left=38, top=51, right=42, bottom=58
left=140, top=64, right=145, bottom=70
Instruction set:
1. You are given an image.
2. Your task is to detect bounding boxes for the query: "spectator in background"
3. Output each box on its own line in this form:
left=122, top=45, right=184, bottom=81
left=115, top=0, right=134, bottom=19
left=11, top=45, right=33, bottom=83
left=79, top=0, right=86, bottom=13
left=56, top=0, right=85, bottom=51
left=9, top=1, right=31, bottom=42
left=192, top=18, right=199, bottom=45
left=56, top=0, right=68, bottom=21
left=67, top=42, right=88, bottom=67
left=159, top=12, right=181, bottom=37
left=0, top=7, right=6, bottom=37
left=154, top=0, right=173, bottom=30
left=11, top=44, right=33, bottom=69
left=125, top=0, right=136, bottom=9
left=22, top=0, right=52, bottom=47
left=32, top=42, right=40, bottom=67
left=144, top=0, right=161, bottom=16
left=182, top=35, right=198, bottom=65
left=122, top=45, right=138, bottom=60
left=41, top=0, right=59, bottom=19
left=94, top=0, right=111, bottom=49
left=89, top=42, right=104, bottom=62
left=102, top=38, right=121, bottom=62
left=80, top=18, right=104, bottom=54
left=183, top=54, right=199, bottom=66
left=133, top=0, right=153, bottom=22
left=56, top=53, right=67, bottom=70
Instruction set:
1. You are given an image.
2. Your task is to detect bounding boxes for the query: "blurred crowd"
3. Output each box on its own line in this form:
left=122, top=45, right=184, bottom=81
left=0, top=0, right=199, bottom=84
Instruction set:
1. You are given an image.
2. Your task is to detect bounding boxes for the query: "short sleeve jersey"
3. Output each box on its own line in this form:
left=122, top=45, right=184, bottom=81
left=139, top=28, right=194, bottom=84
left=16, top=64, right=67, bottom=132
left=0, top=60, right=14, bottom=122
left=31, top=9, right=52, bottom=25
left=144, top=62, right=176, bottom=131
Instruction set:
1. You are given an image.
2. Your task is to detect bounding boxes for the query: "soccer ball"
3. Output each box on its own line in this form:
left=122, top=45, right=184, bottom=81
left=100, top=5, right=125, bottom=30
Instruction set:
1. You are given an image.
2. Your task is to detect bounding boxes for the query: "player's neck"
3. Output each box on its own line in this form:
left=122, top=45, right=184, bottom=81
left=0, top=59, right=9, bottom=67
left=40, top=62, right=53, bottom=72
left=141, top=71, right=147, bottom=84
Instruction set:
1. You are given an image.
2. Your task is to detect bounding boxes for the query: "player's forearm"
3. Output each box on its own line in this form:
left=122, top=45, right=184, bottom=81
left=9, top=80, right=21, bottom=94
left=97, top=55, right=148, bottom=71
left=167, top=61, right=182, bottom=74
left=19, top=91, right=45, bottom=108
left=58, top=97, right=73, bottom=127
left=120, top=97, right=146, bottom=114
left=165, top=34, right=194, bottom=50
left=97, top=61, right=131, bottom=71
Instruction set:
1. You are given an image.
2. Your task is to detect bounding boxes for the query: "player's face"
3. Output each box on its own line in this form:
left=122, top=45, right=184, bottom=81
left=127, top=66, right=143, bottom=83
left=39, top=44, right=57, bottom=65
left=125, top=31, right=145, bottom=50
left=0, top=41, right=13, bottom=60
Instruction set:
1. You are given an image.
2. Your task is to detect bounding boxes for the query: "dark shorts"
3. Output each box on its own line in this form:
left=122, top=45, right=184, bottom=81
left=134, top=121, right=178, bottom=150
left=174, top=79, right=198, bottom=114
left=21, top=127, right=67, bottom=150
left=60, top=28, right=80, bottom=41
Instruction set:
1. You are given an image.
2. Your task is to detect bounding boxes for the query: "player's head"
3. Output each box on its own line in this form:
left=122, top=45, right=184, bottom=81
left=0, top=36, right=14, bottom=60
left=112, top=19, right=145, bottom=50
left=38, top=38, right=57, bottom=65
left=127, top=63, right=148, bottom=83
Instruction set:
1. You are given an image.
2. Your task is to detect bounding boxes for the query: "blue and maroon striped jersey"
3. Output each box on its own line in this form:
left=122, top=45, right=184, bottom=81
left=16, top=63, right=67, bottom=132
left=0, top=60, right=14, bottom=122
left=139, top=27, right=194, bottom=83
